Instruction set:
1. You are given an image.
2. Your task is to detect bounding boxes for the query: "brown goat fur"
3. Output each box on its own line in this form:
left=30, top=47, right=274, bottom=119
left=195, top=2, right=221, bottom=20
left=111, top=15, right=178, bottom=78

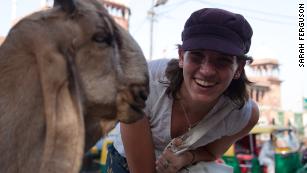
left=0, top=0, right=149, bottom=172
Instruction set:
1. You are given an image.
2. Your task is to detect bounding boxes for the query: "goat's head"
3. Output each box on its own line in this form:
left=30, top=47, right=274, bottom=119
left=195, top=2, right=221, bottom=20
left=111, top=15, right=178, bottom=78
left=0, top=0, right=148, bottom=172
left=50, top=0, right=149, bottom=123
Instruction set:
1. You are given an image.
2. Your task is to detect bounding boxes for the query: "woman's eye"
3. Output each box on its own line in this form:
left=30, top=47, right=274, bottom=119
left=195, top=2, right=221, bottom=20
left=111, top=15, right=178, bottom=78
left=189, top=55, right=203, bottom=63
left=221, top=59, right=232, bottom=64
left=219, top=56, right=233, bottom=64
left=190, top=51, right=203, bottom=57
left=92, top=33, right=113, bottom=45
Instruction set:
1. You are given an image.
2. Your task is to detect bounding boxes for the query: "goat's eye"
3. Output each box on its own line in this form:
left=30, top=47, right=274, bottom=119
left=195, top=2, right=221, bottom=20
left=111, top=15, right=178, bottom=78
left=92, top=32, right=113, bottom=45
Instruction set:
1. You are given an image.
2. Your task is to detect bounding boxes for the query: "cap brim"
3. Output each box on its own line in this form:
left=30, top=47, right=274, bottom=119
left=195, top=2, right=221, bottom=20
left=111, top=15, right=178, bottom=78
left=182, top=36, right=244, bottom=56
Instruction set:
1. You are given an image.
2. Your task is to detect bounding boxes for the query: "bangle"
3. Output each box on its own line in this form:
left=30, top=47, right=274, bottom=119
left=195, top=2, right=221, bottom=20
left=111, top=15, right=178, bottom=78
left=188, top=150, right=195, bottom=165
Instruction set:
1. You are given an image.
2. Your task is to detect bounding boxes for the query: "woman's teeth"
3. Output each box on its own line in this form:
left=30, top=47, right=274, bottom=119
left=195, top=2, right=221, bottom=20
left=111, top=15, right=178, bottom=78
left=194, top=79, right=215, bottom=87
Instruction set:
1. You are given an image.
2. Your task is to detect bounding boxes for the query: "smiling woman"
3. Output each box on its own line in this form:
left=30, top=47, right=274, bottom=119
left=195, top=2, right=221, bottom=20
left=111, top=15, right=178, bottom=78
left=105, top=7, right=259, bottom=173
left=178, top=49, right=253, bottom=108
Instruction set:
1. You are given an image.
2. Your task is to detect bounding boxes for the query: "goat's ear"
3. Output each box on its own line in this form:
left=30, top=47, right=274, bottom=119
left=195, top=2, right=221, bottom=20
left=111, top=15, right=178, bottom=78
left=36, top=48, right=85, bottom=172
left=54, top=0, right=76, bottom=13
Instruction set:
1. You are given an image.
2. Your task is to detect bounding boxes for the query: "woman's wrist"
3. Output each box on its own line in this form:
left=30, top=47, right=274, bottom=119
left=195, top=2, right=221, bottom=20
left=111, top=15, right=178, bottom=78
left=188, top=150, right=195, bottom=165
left=186, top=150, right=196, bottom=165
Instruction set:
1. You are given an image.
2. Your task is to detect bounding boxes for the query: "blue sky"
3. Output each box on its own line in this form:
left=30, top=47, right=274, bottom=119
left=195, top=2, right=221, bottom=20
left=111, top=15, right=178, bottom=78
left=0, top=0, right=306, bottom=112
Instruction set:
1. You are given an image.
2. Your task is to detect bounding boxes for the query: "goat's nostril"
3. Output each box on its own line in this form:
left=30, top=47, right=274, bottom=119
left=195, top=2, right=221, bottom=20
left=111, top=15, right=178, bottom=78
left=130, top=85, right=148, bottom=101
left=139, top=90, right=148, bottom=101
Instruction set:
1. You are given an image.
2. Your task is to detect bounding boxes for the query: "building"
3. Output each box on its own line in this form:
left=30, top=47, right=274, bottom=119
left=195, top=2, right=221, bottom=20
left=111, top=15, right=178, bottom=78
left=248, top=58, right=305, bottom=137
left=249, top=58, right=281, bottom=109
left=100, top=0, right=131, bottom=30
left=248, top=58, right=282, bottom=126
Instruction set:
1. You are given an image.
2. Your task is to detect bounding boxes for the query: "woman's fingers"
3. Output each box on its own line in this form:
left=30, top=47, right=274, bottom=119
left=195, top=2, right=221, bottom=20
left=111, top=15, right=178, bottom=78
left=172, top=137, right=183, bottom=147
left=156, top=156, right=168, bottom=172
left=156, top=150, right=179, bottom=173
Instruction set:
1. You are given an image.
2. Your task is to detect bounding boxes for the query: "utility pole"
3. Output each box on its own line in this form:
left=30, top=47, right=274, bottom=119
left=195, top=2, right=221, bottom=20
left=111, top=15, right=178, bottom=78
left=148, top=1, right=155, bottom=60
left=148, top=0, right=168, bottom=60
left=11, top=0, right=17, bottom=22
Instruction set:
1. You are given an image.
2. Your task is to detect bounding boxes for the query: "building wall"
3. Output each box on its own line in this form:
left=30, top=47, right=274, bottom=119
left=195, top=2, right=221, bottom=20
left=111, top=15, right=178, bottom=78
left=248, top=60, right=282, bottom=109
left=259, top=78, right=281, bottom=108
left=101, top=0, right=130, bottom=30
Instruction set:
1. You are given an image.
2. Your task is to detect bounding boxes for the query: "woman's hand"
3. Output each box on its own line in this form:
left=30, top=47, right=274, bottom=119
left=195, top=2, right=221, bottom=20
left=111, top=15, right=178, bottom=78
left=156, top=149, right=194, bottom=173
left=155, top=138, right=194, bottom=173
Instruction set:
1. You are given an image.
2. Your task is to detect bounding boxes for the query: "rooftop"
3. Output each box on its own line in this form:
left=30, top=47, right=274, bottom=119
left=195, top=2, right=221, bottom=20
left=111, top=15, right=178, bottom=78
left=250, top=58, right=279, bottom=66
left=103, top=0, right=129, bottom=7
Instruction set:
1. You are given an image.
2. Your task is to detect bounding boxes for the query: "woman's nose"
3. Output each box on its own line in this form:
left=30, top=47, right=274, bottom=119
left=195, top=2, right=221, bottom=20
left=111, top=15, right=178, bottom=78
left=198, top=59, right=217, bottom=76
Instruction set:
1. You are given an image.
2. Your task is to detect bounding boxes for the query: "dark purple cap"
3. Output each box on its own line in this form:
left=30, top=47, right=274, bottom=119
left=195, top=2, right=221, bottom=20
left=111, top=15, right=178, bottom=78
left=181, top=8, right=253, bottom=56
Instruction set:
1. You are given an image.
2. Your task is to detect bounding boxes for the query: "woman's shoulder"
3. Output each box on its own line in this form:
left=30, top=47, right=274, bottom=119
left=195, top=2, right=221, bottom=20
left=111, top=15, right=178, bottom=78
left=148, top=58, right=170, bottom=67
left=241, top=99, right=259, bottom=125
left=227, top=99, right=259, bottom=139
left=148, top=58, right=170, bottom=82
left=144, top=59, right=173, bottom=118
left=247, top=99, right=259, bottom=128
left=223, top=98, right=258, bottom=136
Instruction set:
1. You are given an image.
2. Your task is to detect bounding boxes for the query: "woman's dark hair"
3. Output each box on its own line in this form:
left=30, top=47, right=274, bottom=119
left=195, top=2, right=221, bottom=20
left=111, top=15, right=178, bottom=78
left=161, top=46, right=253, bottom=108
left=162, top=58, right=184, bottom=99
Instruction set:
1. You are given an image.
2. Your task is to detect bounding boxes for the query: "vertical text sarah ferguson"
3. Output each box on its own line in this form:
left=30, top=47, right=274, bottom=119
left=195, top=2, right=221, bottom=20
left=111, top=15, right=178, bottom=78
left=299, top=3, right=305, bottom=67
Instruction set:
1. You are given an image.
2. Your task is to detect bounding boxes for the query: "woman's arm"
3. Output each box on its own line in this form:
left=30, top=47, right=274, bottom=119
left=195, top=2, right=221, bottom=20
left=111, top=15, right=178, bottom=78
left=121, top=116, right=156, bottom=173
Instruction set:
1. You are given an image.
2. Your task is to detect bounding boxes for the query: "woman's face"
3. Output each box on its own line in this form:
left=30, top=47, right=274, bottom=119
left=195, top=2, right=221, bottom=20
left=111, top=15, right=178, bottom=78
left=179, top=49, right=245, bottom=104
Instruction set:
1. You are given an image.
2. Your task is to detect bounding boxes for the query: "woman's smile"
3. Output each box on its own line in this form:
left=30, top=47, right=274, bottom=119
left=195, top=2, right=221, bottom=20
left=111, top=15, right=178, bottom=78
left=194, top=78, right=217, bottom=88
